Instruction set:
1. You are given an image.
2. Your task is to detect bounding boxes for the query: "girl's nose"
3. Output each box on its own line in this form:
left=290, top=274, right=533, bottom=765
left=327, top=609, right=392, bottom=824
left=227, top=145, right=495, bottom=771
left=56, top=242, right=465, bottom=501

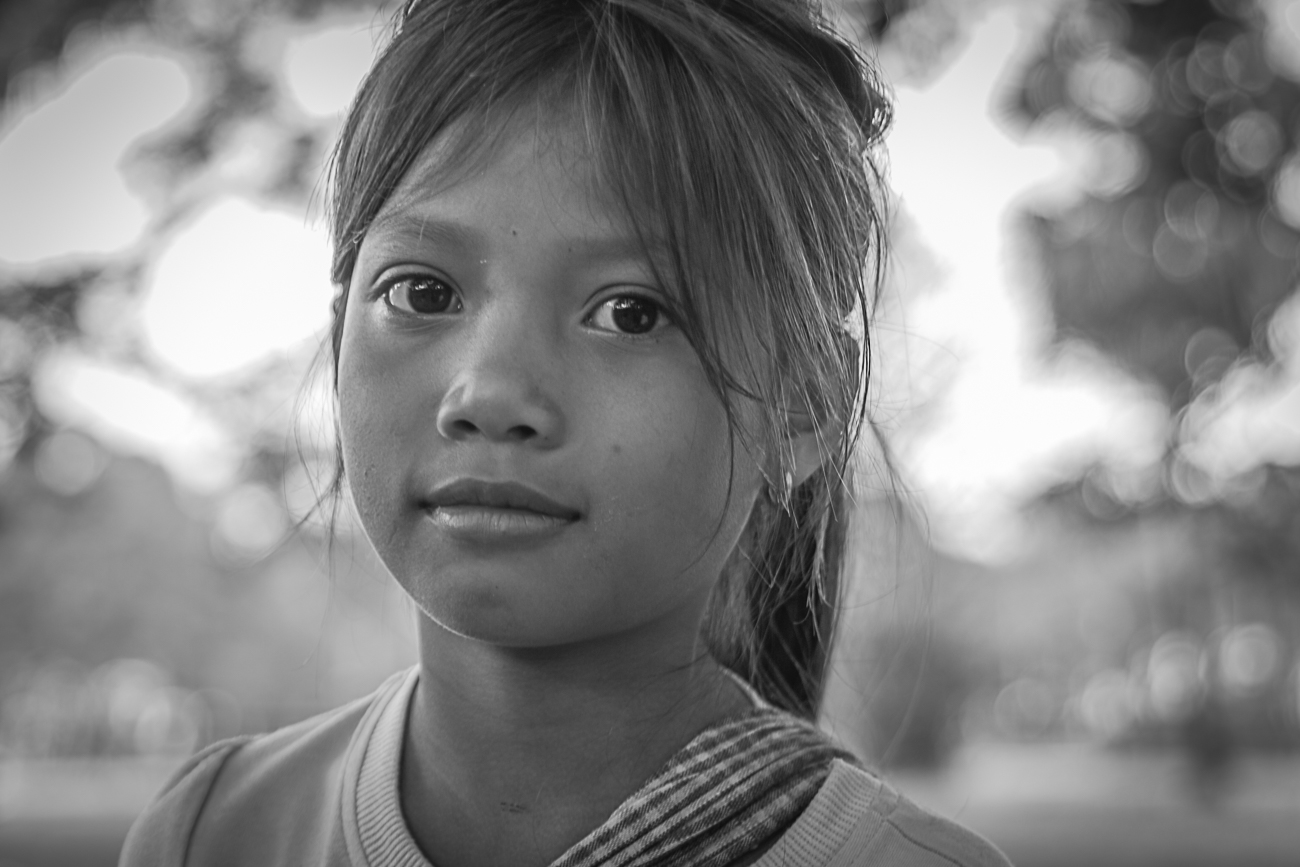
left=434, top=315, right=565, bottom=448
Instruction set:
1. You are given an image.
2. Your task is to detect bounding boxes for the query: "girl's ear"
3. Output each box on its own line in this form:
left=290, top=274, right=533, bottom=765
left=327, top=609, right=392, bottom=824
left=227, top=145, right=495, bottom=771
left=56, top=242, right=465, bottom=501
left=786, top=410, right=830, bottom=487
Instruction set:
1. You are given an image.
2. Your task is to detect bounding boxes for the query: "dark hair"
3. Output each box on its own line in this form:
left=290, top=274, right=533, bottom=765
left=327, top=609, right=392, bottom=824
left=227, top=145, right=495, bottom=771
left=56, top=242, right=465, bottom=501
left=324, top=0, right=891, bottom=718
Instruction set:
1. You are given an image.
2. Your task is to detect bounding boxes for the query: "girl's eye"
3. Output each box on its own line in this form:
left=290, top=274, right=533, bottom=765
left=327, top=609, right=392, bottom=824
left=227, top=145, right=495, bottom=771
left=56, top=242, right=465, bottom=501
left=587, top=295, right=668, bottom=336
left=383, top=275, right=462, bottom=315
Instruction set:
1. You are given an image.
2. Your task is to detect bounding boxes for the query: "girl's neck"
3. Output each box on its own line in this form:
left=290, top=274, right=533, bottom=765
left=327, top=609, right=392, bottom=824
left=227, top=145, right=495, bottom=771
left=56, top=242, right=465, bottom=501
left=400, top=617, right=752, bottom=867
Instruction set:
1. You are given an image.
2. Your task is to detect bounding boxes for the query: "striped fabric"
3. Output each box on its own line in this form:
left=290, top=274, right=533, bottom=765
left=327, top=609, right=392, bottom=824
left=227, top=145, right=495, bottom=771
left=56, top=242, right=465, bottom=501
left=550, top=707, right=857, bottom=867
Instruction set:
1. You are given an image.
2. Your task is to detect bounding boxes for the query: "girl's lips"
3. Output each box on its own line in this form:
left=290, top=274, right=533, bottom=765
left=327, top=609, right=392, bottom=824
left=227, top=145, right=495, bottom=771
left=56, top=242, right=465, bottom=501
left=424, top=505, right=574, bottom=540
left=420, top=478, right=580, bottom=541
left=422, top=478, right=580, bottom=517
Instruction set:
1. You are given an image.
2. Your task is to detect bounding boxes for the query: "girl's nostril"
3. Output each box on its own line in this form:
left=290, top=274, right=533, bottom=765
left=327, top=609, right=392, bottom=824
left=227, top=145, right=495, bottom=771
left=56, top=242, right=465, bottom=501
left=507, top=425, right=539, bottom=441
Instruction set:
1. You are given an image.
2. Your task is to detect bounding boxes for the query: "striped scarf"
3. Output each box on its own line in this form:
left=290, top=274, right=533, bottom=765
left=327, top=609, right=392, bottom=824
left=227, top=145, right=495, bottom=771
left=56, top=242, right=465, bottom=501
left=549, top=707, right=857, bottom=867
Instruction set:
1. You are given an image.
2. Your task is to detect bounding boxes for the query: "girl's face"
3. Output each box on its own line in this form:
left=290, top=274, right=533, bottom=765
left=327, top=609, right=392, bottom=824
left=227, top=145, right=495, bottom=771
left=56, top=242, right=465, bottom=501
left=336, top=116, right=764, bottom=651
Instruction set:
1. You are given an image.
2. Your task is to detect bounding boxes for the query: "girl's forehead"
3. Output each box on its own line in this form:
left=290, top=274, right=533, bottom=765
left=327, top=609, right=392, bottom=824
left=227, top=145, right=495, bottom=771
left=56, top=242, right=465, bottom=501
left=380, top=107, right=626, bottom=231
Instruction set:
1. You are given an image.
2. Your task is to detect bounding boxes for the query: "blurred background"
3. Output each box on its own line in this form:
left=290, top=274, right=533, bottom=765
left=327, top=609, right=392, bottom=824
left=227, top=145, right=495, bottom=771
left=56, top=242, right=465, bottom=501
left=0, top=0, right=1298, bottom=864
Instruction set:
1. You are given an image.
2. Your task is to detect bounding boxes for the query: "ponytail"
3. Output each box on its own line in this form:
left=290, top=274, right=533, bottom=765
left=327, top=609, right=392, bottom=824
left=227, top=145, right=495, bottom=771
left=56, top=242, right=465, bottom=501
left=707, top=460, right=852, bottom=719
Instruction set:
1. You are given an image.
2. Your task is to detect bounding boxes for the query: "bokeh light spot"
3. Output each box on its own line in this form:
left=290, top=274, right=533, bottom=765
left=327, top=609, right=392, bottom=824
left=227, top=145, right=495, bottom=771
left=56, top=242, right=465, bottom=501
left=1147, top=632, right=1206, bottom=722
left=1220, top=110, right=1284, bottom=176
left=1085, top=130, right=1149, bottom=199
left=0, top=396, right=27, bottom=472
left=32, top=351, right=237, bottom=491
left=1224, top=33, right=1274, bottom=93
left=281, top=19, right=379, bottom=119
left=1264, top=0, right=1300, bottom=80
left=34, top=428, right=107, bottom=496
left=211, top=483, right=287, bottom=566
left=1186, top=38, right=1229, bottom=102
left=1079, top=669, right=1137, bottom=741
left=0, top=44, right=193, bottom=268
left=1067, top=51, right=1152, bottom=127
left=1219, top=623, right=1282, bottom=694
left=141, top=196, right=332, bottom=381
left=1183, top=326, right=1238, bottom=386
left=1273, top=153, right=1300, bottom=229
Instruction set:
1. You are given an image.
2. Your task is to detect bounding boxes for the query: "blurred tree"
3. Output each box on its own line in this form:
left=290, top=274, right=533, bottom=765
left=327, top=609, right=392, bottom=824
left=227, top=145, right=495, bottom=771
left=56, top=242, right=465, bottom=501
left=1, top=0, right=147, bottom=101
left=840, top=0, right=1300, bottom=761
left=1007, top=3, right=1300, bottom=756
left=1039, top=461, right=1300, bottom=749
left=0, top=0, right=379, bottom=463
left=1008, top=0, right=1300, bottom=407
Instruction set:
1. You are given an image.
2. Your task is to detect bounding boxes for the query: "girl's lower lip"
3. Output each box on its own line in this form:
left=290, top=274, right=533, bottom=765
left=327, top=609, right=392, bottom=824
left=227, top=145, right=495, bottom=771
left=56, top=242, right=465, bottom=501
left=424, top=506, right=575, bottom=540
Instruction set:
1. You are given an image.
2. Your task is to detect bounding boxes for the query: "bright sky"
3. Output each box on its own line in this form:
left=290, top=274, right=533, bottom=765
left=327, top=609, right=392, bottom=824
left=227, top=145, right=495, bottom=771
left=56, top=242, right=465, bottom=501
left=277, top=17, right=381, bottom=118
left=0, top=2, right=1296, bottom=560
left=880, top=4, right=1172, bottom=558
left=140, top=197, right=332, bottom=380
left=31, top=349, right=238, bottom=491
left=0, top=41, right=192, bottom=267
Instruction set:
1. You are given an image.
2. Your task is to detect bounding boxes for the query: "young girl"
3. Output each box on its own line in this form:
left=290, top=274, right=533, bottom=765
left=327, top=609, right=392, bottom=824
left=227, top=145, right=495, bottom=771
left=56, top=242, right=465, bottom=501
left=122, top=1, right=1011, bottom=865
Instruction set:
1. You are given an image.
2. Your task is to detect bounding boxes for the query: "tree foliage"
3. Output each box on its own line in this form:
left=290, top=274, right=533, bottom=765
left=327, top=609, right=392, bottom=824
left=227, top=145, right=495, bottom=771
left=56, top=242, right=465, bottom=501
left=1009, top=0, right=1300, bottom=406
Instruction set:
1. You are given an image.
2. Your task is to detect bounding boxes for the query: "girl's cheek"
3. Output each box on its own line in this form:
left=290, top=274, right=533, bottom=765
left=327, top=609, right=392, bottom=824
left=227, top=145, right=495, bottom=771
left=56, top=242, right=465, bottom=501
left=338, top=396, right=391, bottom=533
left=337, top=318, right=409, bottom=518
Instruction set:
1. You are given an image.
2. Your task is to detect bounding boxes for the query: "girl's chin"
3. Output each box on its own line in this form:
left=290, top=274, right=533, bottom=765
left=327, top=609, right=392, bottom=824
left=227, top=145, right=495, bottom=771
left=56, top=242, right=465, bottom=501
left=410, top=595, right=691, bottom=656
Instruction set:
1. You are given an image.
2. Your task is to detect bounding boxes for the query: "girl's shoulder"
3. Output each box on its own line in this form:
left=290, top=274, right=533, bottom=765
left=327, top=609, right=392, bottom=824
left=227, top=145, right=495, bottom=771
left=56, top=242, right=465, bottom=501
left=756, top=759, right=1014, bottom=867
left=118, top=667, right=415, bottom=867
left=116, top=735, right=254, bottom=867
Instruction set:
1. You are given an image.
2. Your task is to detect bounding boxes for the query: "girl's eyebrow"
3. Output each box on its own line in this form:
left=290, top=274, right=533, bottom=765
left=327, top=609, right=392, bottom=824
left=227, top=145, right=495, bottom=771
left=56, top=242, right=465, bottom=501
left=368, top=212, right=481, bottom=252
left=563, top=235, right=668, bottom=266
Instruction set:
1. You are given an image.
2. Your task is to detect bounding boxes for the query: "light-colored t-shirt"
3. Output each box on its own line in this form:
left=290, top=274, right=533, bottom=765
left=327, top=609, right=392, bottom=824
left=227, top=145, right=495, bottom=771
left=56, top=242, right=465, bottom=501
left=119, top=668, right=1012, bottom=866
